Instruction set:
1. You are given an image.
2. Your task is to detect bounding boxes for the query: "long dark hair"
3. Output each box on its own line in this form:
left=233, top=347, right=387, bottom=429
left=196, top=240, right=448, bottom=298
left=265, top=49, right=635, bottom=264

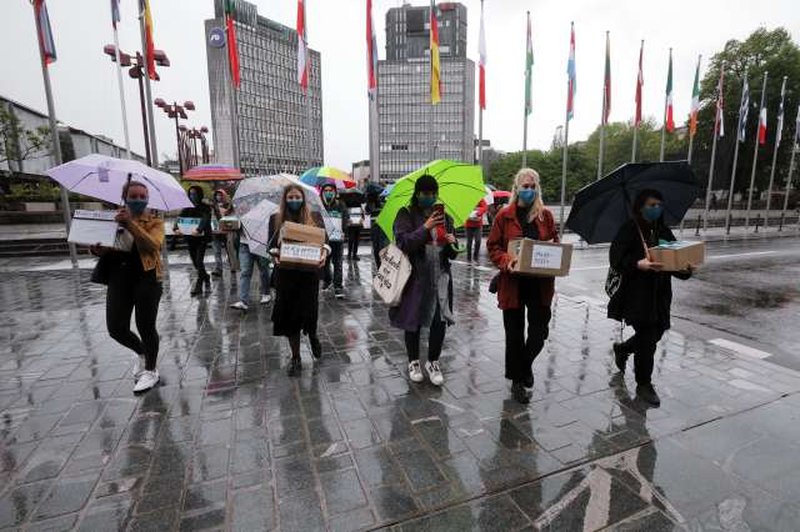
left=410, top=174, right=438, bottom=209
left=274, top=184, right=315, bottom=229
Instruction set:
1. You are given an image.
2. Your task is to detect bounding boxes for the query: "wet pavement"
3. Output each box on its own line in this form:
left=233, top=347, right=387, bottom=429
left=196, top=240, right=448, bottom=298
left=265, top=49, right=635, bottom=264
left=2, top=240, right=800, bottom=531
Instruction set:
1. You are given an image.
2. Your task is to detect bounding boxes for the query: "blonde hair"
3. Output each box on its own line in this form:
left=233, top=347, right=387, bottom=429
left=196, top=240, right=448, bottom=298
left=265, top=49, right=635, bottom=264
left=510, top=168, right=545, bottom=222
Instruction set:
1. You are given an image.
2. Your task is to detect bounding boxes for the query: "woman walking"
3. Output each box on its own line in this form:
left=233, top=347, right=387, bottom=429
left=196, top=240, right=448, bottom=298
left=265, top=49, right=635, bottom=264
left=174, top=185, right=212, bottom=296
left=90, top=180, right=164, bottom=393
left=391, top=175, right=458, bottom=386
left=269, top=184, right=329, bottom=377
left=320, top=183, right=347, bottom=299
left=608, top=189, right=692, bottom=406
left=486, top=168, right=559, bottom=404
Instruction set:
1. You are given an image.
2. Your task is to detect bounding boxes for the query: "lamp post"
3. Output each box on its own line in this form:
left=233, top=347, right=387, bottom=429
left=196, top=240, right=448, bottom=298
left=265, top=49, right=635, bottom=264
left=154, top=99, right=195, bottom=176
left=183, top=126, right=209, bottom=167
left=103, top=45, right=170, bottom=167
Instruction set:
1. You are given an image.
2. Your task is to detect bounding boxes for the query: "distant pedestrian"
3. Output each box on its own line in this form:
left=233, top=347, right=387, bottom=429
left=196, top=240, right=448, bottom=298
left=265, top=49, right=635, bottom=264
left=211, top=188, right=235, bottom=277
left=465, top=198, right=488, bottom=262
left=487, top=168, right=559, bottom=404
left=90, top=180, right=164, bottom=393
left=269, top=184, right=330, bottom=376
left=320, top=183, right=347, bottom=299
left=346, top=203, right=365, bottom=261
left=173, top=185, right=212, bottom=296
left=366, top=192, right=387, bottom=267
left=608, top=189, right=692, bottom=407
left=391, top=175, right=458, bottom=386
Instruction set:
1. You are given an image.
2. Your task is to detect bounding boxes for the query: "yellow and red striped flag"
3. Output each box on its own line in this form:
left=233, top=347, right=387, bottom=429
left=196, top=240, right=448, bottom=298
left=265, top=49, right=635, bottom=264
left=140, top=0, right=157, bottom=80
left=430, top=0, right=441, bottom=105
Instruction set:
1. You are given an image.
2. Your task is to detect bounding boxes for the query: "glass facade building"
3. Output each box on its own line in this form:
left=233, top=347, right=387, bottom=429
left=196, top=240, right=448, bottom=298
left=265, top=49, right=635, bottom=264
left=205, top=0, right=323, bottom=177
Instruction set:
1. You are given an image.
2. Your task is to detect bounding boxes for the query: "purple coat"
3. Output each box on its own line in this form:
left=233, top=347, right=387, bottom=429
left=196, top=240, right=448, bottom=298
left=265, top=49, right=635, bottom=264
left=389, top=206, right=457, bottom=331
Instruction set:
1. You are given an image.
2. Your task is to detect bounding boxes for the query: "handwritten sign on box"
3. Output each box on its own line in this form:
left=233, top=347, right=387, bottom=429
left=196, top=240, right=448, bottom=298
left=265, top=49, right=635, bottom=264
left=531, top=245, right=563, bottom=270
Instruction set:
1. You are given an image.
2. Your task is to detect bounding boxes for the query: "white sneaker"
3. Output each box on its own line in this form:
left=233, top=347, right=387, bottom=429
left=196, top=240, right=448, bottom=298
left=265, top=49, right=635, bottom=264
left=230, top=301, right=248, bottom=311
left=260, top=294, right=273, bottom=305
left=132, top=354, right=145, bottom=382
left=133, top=370, right=159, bottom=393
left=426, top=361, right=444, bottom=386
left=408, top=361, right=424, bottom=383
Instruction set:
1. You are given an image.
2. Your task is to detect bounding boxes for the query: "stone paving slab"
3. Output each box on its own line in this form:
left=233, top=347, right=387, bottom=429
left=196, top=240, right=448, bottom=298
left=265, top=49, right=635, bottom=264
left=1, top=254, right=800, bottom=531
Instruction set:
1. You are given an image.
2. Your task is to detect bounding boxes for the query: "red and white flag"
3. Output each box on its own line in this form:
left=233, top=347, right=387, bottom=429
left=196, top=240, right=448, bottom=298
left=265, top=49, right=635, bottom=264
left=366, top=0, right=378, bottom=98
left=478, top=0, right=486, bottom=110
left=297, top=0, right=308, bottom=92
left=758, top=105, right=768, bottom=145
left=634, top=41, right=643, bottom=127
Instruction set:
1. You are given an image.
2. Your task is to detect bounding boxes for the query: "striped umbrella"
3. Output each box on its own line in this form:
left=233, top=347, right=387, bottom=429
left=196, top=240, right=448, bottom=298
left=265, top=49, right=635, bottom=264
left=183, top=163, right=243, bottom=182
left=299, top=166, right=356, bottom=189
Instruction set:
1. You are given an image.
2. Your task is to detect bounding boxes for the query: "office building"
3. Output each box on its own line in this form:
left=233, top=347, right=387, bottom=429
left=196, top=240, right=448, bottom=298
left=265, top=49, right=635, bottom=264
left=205, top=0, right=323, bottom=177
left=377, top=2, right=474, bottom=182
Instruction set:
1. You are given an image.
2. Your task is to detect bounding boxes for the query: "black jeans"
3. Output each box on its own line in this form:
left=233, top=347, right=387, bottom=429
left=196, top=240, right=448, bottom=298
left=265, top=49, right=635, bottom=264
left=324, top=241, right=344, bottom=289
left=405, top=305, right=447, bottom=363
left=347, top=226, right=361, bottom=259
left=466, top=226, right=482, bottom=260
left=106, top=269, right=162, bottom=371
left=619, top=323, right=665, bottom=385
left=187, top=237, right=209, bottom=280
left=371, top=224, right=387, bottom=266
left=502, top=300, right=552, bottom=384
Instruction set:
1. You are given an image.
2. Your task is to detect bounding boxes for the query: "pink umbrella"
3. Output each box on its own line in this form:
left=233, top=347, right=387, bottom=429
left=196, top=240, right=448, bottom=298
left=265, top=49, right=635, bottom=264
left=47, top=154, right=192, bottom=212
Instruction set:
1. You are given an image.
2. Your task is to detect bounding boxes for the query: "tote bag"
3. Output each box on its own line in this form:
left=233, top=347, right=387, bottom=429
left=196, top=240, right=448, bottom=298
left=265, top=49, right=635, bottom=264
left=372, top=244, right=412, bottom=307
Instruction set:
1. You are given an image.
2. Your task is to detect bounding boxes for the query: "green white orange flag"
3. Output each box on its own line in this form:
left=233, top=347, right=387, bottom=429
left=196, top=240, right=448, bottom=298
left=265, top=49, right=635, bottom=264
left=665, top=49, right=674, bottom=132
left=689, top=55, right=701, bottom=137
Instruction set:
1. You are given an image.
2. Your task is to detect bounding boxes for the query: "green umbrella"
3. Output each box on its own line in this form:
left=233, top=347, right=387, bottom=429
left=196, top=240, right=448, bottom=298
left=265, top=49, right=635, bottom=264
left=376, top=160, right=485, bottom=241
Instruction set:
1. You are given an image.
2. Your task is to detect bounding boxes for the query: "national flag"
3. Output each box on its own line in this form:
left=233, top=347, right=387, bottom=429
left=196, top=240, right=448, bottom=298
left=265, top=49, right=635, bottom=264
left=34, top=0, right=57, bottom=65
left=297, top=0, right=308, bottom=92
left=665, top=50, right=674, bottom=132
left=634, top=41, right=643, bottom=127
left=140, top=0, right=156, bottom=80
left=524, top=11, right=533, bottom=116
left=566, top=22, right=576, bottom=120
left=775, top=80, right=786, bottom=146
left=430, top=1, right=441, bottom=104
left=602, top=31, right=611, bottom=125
left=478, top=0, right=487, bottom=110
left=110, top=0, right=121, bottom=29
left=689, top=55, right=701, bottom=137
left=715, top=67, right=725, bottom=138
left=737, top=74, right=750, bottom=142
left=758, top=105, right=767, bottom=145
left=225, top=0, right=241, bottom=88
left=795, top=104, right=800, bottom=146
left=366, top=0, right=378, bottom=98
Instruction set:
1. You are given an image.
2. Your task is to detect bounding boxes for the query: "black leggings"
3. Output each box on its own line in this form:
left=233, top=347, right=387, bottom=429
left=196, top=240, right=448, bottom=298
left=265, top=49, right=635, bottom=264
left=618, top=323, right=665, bottom=385
left=405, top=305, right=447, bottom=363
left=347, top=226, right=360, bottom=258
left=187, top=237, right=208, bottom=280
left=106, top=270, right=162, bottom=371
left=502, top=301, right=552, bottom=384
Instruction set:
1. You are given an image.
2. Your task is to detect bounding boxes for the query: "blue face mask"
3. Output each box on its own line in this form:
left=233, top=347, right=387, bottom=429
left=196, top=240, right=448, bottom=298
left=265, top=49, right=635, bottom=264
left=518, top=188, right=537, bottom=205
left=417, top=195, right=437, bottom=209
left=642, top=205, right=663, bottom=222
left=323, top=191, right=336, bottom=202
left=126, top=199, right=148, bottom=216
left=287, top=199, right=303, bottom=212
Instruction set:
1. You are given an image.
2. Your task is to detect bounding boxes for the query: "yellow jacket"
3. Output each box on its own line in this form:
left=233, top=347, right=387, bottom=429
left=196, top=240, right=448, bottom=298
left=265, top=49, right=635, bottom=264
left=125, top=213, right=165, bottom=279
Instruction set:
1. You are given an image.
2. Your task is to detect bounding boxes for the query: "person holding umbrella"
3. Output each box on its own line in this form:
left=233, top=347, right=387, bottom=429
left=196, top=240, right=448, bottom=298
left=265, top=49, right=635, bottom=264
left=90, top=180, right=164, bottom=394
left=269, top=184, right=330, bottom=377
left=319, top=183, right=347, bottom=299
left=390, top=174, right=459, bottom=386
left=608, top=189, right=692, bottom=406
left=173, top=185, right=213, bottom=296
left=486, top=168, right=559, bottom=404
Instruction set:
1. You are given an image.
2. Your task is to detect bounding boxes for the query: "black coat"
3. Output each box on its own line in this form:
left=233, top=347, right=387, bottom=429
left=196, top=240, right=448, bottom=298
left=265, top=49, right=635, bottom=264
left=607, top=218, right=690, bottom=329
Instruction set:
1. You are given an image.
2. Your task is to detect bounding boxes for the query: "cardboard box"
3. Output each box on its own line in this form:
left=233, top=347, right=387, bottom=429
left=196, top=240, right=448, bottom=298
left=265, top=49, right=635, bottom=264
left=280, top=221, right=326, bottom=245
left=507, top=239, right=573, bottom=277
left=279, top=242, right=323, bottom=270
left=648, top=240, right=705, bottom=271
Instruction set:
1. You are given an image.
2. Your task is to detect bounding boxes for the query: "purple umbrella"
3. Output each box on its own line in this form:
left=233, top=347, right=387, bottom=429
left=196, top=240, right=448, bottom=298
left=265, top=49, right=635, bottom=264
left=47, top=154, right=192, bottom=212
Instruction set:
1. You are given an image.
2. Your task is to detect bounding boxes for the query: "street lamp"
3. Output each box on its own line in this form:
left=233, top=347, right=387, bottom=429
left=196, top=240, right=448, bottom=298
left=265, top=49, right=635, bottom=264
left=154, top=98, right=195, bottom=176
left=184, top=126, right=210, bottom=166
left=103, top=44, right=170, bottom=167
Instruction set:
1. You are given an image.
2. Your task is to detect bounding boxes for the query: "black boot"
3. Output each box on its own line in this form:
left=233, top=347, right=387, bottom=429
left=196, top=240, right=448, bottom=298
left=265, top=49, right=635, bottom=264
left=310, top=335, right=322, bottom=360
left=523, top=374, right=534, bottom=389
left=287, top=357, right=302, bottom=377
left=203, top=276, right=211, bottom=292
left=511, top=382, right=531, bottom=404
left=636, top=383, right=661, bottom=407
left=613, top=343, right=629, bottom=373
left=190, top=279, right=202, bottom=296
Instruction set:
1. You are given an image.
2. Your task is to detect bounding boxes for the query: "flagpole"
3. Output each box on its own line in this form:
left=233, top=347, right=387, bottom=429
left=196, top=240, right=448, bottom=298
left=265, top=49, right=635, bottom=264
left=521, top=106, right=528, bottom=167
left=476, top=0, right=484, bottom=172
left=112, top=22, right=131, bottom=158
left=560, top=107, right=569, bottom=233
left=597, top=30, right=608, bottom=180
left=780, top=131, right=797, bottom=230
left=745, top=70, right=768, bottom=229
left=632, top=40, right=643, bottom=163
left=138, top=2, right=158, bottom=166
left=560, top=21, right=574, bottom=233
left=521, top=11, right=531, bottom=168
left=659, top=48, right=671, bottom=162
left=704, top=61, right=725, bottom=232
left=764, top=75, right=787, bottom=230
left=724, top=69, right=748, bottom=234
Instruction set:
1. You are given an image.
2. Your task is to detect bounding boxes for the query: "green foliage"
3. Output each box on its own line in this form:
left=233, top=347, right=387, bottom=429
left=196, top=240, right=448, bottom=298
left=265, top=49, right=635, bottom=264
left=0, top=105, right=50, bottom=167
left=6, top=182, right=62, bottom=202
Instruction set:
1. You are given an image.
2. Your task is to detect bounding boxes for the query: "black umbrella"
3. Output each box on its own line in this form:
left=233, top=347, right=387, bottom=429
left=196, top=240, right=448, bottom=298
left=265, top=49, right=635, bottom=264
left=565, top=161, right=702, bottom=244
left=340, top=188, right=365, bottom=207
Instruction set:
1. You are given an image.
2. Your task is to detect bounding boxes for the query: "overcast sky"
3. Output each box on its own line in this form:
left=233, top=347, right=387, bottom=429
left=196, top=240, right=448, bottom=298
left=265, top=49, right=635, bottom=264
left=1, top=0, right=797, bottom=171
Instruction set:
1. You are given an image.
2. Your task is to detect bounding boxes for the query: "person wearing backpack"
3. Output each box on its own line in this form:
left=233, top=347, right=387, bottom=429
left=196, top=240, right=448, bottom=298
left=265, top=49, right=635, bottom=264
left=608, top=189, right=692, bottom=407
left=390, top=175, right=458, bottom=386
left=486, top=168, right=558, bottom=405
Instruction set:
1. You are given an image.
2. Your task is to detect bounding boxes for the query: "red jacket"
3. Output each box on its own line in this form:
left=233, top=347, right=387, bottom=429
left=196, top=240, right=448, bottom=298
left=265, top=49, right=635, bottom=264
left=464, top=199, right=488, bottom=228
left=486, top=203, right=560, bottom=310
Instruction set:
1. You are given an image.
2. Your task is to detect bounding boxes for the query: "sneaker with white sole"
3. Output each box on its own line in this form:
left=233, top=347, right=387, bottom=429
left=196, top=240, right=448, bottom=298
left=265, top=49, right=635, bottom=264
left=133, top=370, right=159, bottom=393
left=425, top=361, right=444, bottom=386
left=230, top=301, right=248, bottom=311
left=132, top=354, right=145, bottom=382
left=408, top=361, right=424, bottom=383
left=260, top=294, right=273, bottom=305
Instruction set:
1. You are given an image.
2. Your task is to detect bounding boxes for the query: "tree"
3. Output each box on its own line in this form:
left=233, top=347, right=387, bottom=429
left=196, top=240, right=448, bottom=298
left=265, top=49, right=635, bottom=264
left=0, top=104, right=50, bottom=171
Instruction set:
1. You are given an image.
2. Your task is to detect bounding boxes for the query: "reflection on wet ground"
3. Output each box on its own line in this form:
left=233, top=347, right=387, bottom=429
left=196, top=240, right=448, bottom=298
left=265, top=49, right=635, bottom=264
left=2, top=253, right=800, bottom=530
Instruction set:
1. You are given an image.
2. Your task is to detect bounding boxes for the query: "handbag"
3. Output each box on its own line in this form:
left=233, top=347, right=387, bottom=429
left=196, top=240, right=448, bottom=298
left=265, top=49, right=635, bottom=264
left=372, top=243, right=412, bottom=307
left=90, top=254, right=114, bottom=285
left=604, top=267, right=622, bottom=298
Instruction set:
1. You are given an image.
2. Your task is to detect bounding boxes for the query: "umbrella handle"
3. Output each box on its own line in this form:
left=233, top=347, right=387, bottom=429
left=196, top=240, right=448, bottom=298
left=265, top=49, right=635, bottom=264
left=121, top=173, right=132, bottom=205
